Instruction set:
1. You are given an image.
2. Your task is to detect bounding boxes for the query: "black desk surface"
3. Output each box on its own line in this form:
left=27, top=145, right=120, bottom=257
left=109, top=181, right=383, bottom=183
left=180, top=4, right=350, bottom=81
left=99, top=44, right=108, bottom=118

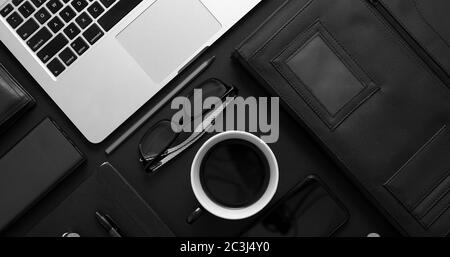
left=0, top=0, right=400, bottom=237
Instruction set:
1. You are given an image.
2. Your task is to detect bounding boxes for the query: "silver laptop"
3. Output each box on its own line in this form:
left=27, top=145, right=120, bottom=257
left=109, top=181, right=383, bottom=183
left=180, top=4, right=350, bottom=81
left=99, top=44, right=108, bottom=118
left=0, top=0, right=261, bottom=143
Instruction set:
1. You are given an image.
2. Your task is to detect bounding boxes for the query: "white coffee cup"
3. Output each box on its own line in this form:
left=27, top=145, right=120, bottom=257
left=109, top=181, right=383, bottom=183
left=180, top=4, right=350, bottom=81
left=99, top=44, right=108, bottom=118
left=188, top=131, right=279, bottom=223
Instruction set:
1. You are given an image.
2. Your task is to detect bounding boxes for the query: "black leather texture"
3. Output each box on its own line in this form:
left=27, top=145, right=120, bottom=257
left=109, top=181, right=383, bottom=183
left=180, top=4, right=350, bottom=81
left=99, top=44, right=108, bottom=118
left=0, top=118, right=84, bottom=232
left=28, top=163, right=174, bottom=237
left=380, top=0, right=450, bottom=76
left=234, top=0, right=450, bottom=236
left=0, top=63, right=34, bottom=134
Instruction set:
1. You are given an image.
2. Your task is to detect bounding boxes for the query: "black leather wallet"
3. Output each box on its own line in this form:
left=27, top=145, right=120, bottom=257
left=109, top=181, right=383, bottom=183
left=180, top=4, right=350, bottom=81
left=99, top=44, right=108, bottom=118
left=0, top=118, right=84, bottom=232
left=0, top=63, right=35, bottom=133
left=234, top=0, right=449, bottom=236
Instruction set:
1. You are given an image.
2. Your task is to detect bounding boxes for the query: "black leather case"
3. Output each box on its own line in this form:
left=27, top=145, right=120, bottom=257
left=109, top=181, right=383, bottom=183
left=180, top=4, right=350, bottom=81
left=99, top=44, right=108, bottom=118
left=0, top=118, right=84, bottom=232
left=234, top=0, right=450, bottom=236
left=0, top=63, right=34, bottom=133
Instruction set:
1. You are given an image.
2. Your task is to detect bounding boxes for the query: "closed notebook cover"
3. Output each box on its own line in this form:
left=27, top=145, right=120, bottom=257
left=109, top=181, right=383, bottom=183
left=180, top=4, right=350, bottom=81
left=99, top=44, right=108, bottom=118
left=234, top=0, right=450, bottom=236
left=0, top=63, right=34, bottom=133
left=28, top=163, right=174, bottom=237
left=0, top=118, right=84, bottom=232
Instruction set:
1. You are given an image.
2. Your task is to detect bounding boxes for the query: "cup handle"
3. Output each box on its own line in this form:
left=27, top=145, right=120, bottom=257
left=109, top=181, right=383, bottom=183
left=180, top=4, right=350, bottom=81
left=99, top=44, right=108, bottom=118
left=187, top=207, right=204, bottom=224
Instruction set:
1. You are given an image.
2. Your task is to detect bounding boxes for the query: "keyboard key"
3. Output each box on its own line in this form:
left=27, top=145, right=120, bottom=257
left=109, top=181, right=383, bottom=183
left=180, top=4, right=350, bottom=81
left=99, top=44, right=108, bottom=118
left=71, top=0, right=88, bottom=12
left=98, top=0, right=143, bottom=32
left=27, top=26, right=52, bottom=51
left=47, top=16, right=64, bottom=33
left=70, top=36, right=88, bottom=56
left=87, top=1, right=104, bottom=18
left=59, top=6, right=76, bottom=22
left=47, top=58, right=65, bottom=76
left=83, top=23, right=103, bottom=45
left=17, top=18, right=39, bottom=39
left=75, top=12, right=92, bottom=29
left=46, top=0, right=63, bottom=14
left=18, top=1, right=35, bottom=18
left=59, top=47, right=77, bottom=66
left=63, top=22, right=80, bottom=39
left=31, top=0, right=46, bottom=8
left=1, top=4, right=14, bottom=17
left=6, top=12, right=24, bottom=28
left=34, top=7, right=51, bottom=24
left=37, top=33, right=68, bottom=63
left=12, top=0, right=25, bottom=7
left=100, top=0, right=115, bottom=8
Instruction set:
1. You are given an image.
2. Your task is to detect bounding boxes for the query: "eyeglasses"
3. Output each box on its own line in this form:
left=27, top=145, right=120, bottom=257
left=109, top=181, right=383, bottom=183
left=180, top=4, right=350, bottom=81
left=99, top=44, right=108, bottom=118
left=139, top=79, right=238, bottom=173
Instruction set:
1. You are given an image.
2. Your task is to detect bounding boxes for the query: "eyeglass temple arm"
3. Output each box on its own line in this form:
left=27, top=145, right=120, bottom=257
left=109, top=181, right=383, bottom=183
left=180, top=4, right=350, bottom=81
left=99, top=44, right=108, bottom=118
left=161, top=87, right=237, bottom=157
left=147, top=96, right=236, bottom=173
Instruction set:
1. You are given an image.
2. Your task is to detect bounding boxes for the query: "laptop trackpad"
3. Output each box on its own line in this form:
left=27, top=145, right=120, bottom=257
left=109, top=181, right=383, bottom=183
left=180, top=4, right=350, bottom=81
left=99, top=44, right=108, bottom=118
left=117, top=0, right=221, bottom=83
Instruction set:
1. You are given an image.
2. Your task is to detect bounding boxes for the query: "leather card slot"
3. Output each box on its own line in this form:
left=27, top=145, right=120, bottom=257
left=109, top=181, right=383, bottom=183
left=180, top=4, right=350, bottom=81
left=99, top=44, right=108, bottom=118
left=414, top=175, right=450, bottom=220
left=384, top=125, right=450, bottom=231
left=421, top=189, right=449, bottom=228
left=271, top=21, right=379, bottom=130
left=426, top=204, right=450, bottom=237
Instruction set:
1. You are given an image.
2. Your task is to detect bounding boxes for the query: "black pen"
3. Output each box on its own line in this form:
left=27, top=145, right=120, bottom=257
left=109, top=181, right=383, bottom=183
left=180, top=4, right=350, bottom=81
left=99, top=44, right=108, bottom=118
left=105, top=56, right=216, bottom=155
left=95, top=211, right=123, bottom=238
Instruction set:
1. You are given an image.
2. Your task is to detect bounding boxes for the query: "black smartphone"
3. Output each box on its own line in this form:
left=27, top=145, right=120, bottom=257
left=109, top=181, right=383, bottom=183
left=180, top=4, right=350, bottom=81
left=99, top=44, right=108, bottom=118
left=242, top=175, right=349, bottom=237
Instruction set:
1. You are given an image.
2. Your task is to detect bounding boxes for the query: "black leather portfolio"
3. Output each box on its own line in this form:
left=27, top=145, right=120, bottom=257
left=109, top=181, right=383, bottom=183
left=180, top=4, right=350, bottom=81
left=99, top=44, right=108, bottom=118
left=0, top=118, right=84, bottom=232
left=234, top=0, right=450, bottom=236
left=28, top=163, right=174, bottom=237
left=0, top=63, right=34, bottom=133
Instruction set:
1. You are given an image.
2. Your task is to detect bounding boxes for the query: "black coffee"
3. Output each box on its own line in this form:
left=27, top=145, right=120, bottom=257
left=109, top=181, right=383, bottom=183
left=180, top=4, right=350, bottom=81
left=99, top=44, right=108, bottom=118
left=200, top=139, right=270, bottom=208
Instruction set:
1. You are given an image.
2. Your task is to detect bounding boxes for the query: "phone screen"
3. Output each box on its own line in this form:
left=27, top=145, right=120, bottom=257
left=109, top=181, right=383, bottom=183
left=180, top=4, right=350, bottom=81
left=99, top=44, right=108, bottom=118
left=243, top=176, right=349, bottom=237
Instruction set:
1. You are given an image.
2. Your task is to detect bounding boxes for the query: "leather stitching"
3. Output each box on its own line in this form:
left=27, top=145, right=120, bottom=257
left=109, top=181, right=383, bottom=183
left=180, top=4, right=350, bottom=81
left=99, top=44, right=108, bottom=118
left=384, top=125, right=449, bottom=230
left=427, top=205, right=450, bottom=232
left=419, top=187, right=450, bottom=223
left=360, top=0, right=450, bottom=92
left=379, top=0, right=450, bottom=78
left=413, top=0, right=450, bottom=47
left=270, top=21, right=379, bottom=130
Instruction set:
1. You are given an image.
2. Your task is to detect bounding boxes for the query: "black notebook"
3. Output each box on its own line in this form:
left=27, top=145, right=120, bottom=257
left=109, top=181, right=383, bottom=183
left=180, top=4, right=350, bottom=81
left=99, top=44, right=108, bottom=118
left=234, top=0, right=449, bottom=236
left=28, top=163, right=174, bottom=237
left=0, top=118, right=84, bottom=232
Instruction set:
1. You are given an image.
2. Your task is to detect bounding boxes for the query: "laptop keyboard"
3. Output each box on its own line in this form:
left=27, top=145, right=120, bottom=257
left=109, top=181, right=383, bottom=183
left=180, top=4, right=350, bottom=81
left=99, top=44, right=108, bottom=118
left=1, top=0, right=143, bottom=77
